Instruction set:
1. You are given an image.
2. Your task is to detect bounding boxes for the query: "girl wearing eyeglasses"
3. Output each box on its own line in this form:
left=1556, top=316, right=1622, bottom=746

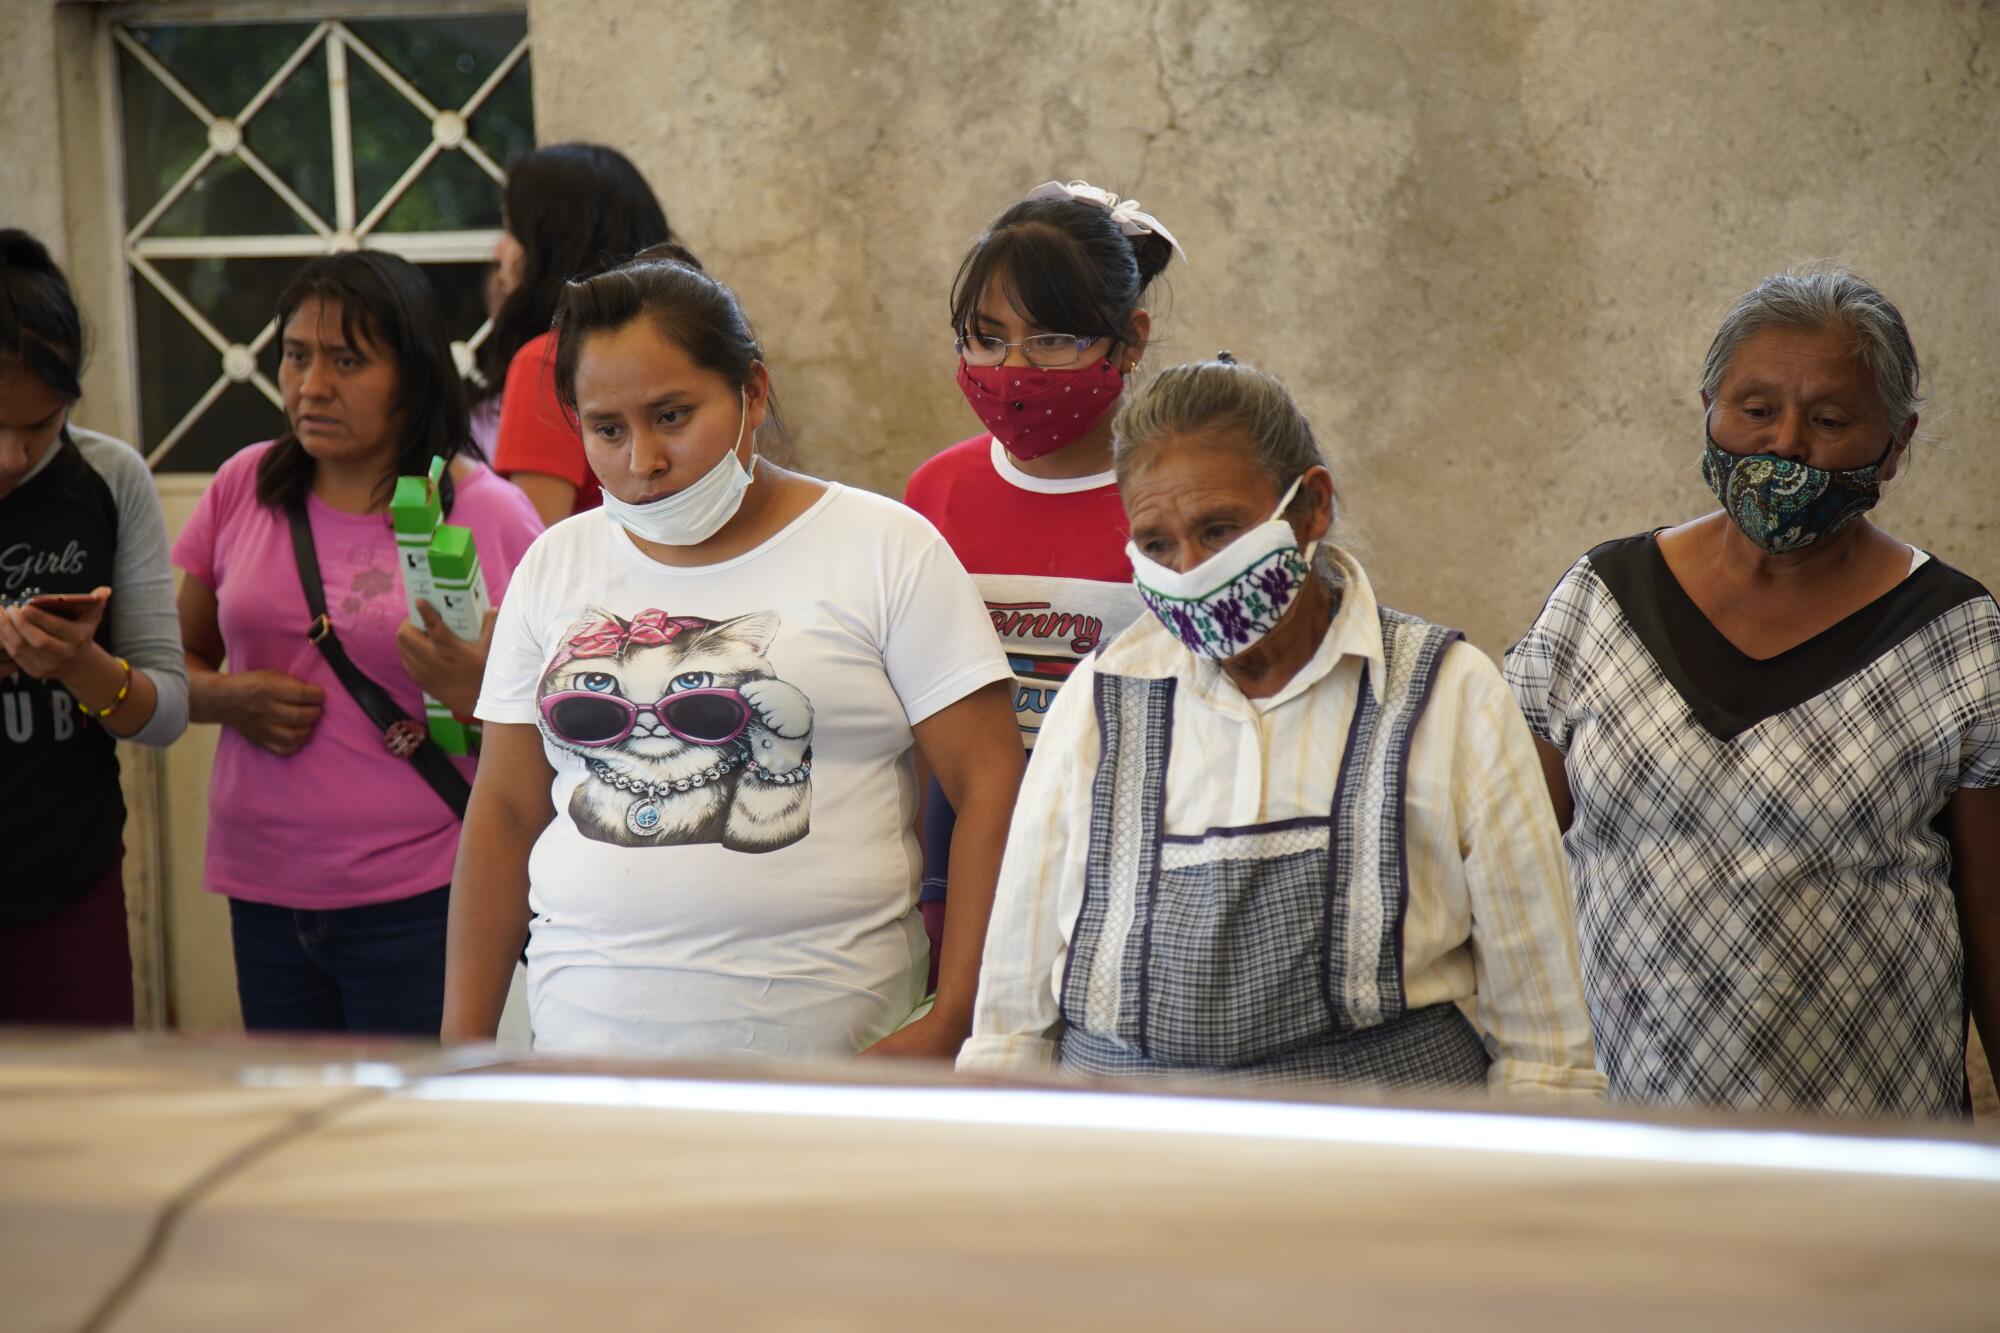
left=901, top=180, right=1179, bottom=979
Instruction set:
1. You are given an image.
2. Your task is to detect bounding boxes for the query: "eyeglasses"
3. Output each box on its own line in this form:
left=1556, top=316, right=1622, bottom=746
left=955, top=332, right=1105, bottom=368
left=539, top=687, right=750, bottom=748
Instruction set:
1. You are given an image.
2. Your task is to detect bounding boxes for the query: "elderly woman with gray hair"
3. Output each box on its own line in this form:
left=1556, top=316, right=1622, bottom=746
left=1506, top=266, right=2000, bottom=1119
left=958, top=358, right=1604, bottom=1099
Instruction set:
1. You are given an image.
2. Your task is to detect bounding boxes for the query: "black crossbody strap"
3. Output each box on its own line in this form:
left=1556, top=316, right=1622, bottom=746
left=286, top=503, right=471, bottom=820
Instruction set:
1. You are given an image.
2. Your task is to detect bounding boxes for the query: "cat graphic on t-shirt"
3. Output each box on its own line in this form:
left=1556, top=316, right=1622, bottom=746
left=537, top=607, right=813, bottom=852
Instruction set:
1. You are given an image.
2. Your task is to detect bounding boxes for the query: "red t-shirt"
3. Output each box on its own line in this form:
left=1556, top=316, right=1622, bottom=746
left=493, top=331, right=602, bottom=514
left=903, top=434, right=1143, bottom=748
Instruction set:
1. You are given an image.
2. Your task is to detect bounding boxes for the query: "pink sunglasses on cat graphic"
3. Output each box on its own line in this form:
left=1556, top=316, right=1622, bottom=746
left=539, top=687, right=751, bottom=748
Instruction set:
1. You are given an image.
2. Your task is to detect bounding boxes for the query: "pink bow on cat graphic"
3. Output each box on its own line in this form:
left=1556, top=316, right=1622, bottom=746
left=554, top=610, right=707, bottom=670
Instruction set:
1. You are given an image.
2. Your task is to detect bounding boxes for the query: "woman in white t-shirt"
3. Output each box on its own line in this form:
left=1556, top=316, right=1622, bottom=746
left=443, top=245, right=1024, bottom=1060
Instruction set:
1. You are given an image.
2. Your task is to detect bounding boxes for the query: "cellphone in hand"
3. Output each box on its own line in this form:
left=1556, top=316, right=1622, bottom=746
left=28, top=590, right=109, bottom=619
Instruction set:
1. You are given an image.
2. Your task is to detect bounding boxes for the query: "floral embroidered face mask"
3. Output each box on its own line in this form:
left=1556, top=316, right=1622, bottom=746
left=1127, top=476, right=1315, bottom=660
left=1700, top=416, right=1895, bottom=555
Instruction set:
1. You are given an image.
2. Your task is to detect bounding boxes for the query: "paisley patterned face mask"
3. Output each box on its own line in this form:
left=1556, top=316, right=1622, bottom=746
left=1127, top=476, right=1315, bottom=660
left=1700, top=420, right=1895, bottom=555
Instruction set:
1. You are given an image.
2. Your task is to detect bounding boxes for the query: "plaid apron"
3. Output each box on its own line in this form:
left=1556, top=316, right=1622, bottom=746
left=1057, top=609, right=1490, bottom=1089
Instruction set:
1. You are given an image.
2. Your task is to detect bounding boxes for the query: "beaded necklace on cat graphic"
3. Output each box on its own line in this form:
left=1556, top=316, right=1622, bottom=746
left=587, top=747, right=810, bottom=838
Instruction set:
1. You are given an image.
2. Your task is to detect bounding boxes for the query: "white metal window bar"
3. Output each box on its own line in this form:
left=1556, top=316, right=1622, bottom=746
left=116, top=18, right=530, bottom=466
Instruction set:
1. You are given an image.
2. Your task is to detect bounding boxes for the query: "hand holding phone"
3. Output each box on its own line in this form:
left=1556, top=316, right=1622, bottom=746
left=1, top=585, right=112, bottom=680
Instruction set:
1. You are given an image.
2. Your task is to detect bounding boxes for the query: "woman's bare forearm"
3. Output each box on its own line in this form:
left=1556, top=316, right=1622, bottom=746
left=183, top=651, right=239, bottom=727
left=916, top=682, right=1026, bottom=1040
left=58, top=641, right=160, bottom=737
left=441, top=811, right=536, bottom=1042
left=931, top=770, right=1019, bottom=1038
left=442, top=724, right=552, bottom=1041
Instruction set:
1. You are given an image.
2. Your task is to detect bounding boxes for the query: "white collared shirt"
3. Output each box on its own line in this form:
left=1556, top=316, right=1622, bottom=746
left=958, top=547, right=1605, bottom=1100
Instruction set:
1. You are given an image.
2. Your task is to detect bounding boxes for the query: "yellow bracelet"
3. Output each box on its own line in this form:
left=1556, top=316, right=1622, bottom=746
left=91, top=657, right=132, bottom=719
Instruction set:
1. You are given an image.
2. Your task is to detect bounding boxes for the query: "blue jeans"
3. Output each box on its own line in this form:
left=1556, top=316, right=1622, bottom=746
left=228, top=886, right=449, bottom=1037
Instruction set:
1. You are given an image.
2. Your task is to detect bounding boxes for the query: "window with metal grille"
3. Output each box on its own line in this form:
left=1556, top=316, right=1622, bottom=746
left=114, top=13, right=532, bottom=472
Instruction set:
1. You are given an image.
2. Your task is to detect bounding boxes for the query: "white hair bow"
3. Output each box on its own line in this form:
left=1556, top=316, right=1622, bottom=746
left=1023, top=179, right=1187, bottom=261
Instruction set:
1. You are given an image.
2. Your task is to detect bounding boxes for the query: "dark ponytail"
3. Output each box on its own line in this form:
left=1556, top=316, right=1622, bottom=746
left=0, top=228, right=87, bottom=403
left=948, top=185, right=1178, bottom=350
left=1126, top=230, right=1175, bottom=289
left=551, top=250, right=789, bottom=455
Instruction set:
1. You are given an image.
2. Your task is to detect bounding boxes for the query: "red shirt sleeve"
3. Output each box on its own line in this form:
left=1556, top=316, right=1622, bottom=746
left=903, top=435, right=980, bottom=526
left=493, top=333, right=587, bottom=491
left=902, top=459, right=935, bottom=514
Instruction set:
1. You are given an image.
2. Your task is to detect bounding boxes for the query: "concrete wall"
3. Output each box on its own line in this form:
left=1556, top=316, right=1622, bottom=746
left=0, top=0, right=67, bottom=258
left=529, top=0, right=2000, bottom=654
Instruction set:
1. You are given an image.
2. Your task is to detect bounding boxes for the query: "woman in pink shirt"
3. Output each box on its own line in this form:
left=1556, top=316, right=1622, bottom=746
left=174, top=251, right=541, bottom=1036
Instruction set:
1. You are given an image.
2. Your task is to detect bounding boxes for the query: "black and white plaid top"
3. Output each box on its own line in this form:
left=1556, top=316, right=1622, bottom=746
left=1505, top=534, right=2000, bottom=1118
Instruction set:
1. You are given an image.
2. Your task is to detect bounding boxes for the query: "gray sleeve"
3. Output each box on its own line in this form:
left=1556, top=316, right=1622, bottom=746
left=76, top=431, right=189, bottom=747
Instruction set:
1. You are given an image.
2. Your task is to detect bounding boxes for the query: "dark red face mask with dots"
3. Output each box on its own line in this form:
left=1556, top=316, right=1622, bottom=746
left=955, top=356, right=1124, bottom=460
